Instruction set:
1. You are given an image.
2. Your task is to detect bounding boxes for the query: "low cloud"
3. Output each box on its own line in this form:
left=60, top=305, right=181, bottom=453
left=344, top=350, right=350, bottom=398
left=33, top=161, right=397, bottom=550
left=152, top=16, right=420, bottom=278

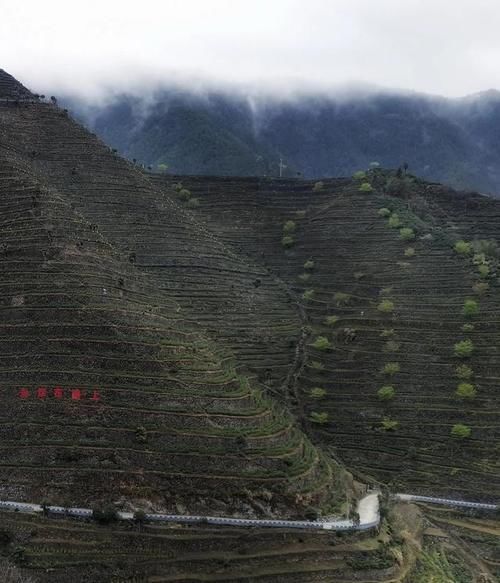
left=2, top=0, right=500, bottom=101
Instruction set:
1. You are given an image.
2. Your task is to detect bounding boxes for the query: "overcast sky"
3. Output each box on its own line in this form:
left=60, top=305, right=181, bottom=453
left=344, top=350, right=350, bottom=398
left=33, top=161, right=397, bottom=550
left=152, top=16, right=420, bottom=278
left=1, top=0, right=499, bottom=100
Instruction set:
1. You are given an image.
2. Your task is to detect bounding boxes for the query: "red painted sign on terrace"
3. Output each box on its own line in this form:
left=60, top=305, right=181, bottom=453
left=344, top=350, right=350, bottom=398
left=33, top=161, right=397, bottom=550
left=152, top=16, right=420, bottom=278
left=18, top=387, right=101, bottom=401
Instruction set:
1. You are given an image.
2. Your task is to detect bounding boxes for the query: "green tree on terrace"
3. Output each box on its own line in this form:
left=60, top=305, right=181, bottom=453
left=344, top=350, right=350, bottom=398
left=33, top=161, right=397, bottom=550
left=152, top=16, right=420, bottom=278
left=454, top=339, right=474, bottom=358
left=388, top=213, right=402, bottom=228
left=309, top=360, right=325, bottom=371
left=309, top=411, right=329, bottom=424
left=157, top=163, right=168, bottom=173
left=451, top=424, right=471, bottom=438
left=187, top=197, right=200, bottom=209
left=462, top=299, right=479, bottom=318
left=478, top=264, right=490, bottom=278
left=281, top=235, right=295, bottom=248
left=378, top=207, right=392, bottom=217
left=353, top=170, right=366, bottom=181
left=310, top=387, right=326, bottom=398
left=283, top=220, right=296, bottom=234
left=454, top=240, right=472, bottom=255
left=377, top=299, right=395, bottom=313
left=378, top=385, right=396, bottom=400
left=399, top=227, right=415, bottom=241
left=382, top=362, right=400, bottom=375
left=359, top=182, right=373, bottom=193
left=302, top=289, right=315, bottom=301
left=313, top=181, right=324, bottom=192
left=311, top=336, right=331, bottom=350
left=178, top=188, right=191, bottom=201
left=304, top=259, right=315, bottom=270
left=456, top=383, right=476, bottom=398
left=455, top=364, right=473, bottom=380
left=325, top=315, right=339, bottom=326
left=334, top=292, right=351, bottom=306
left=380, top=417, right=399, bottom=431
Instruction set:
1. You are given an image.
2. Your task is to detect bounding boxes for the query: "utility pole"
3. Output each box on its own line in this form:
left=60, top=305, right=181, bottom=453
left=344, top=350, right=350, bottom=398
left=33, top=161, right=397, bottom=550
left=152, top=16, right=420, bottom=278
left=279, top=158, right=287, bottom=178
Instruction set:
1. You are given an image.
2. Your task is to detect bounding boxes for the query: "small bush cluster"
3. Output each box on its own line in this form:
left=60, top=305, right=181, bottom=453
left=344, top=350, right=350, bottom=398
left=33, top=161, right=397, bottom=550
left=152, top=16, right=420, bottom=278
left=309, top=411, right=329, bottom=424
left=310, top=387, right=326, bottom=398
left=382, top=362, right=400, bottom=375
left=451, top=424, right=471, bottom=438
left=334, top=292, right=351, bottom=306
left=454, top=339, right=474, bottom=358
left=454, top=240, right=472, bottom=255
left=281, top=235, right=295, bottom=248
left=324, top=315, right=339, bottom=326
left=186, top=197, right=200, bottom=209
left=462, top=299, right=479, bottom=317
left=302, top=289, right=315, bottom=301
left=178, top=188, right=191, bottom=201
left=378, top=385, right=395, bottom=400
left=455, top=364, right=473, bottom=379
left=399, top=227, right=415, bottom=241
left=312, top=336, right=331, bottom=350
left=380, top=417, right=399, bottom=431
left=456, top=382, right=476, bottom=398
left=377, top=299, right=395, bottom=313
left=309, top=360, right=325, bottom=371
left=388, top=213, right=402, bottom=228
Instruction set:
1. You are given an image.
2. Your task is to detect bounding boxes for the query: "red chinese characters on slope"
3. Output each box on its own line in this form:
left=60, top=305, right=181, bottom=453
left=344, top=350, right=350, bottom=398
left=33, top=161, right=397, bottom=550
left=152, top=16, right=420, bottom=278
left=18, top=387, right=101, bottom=401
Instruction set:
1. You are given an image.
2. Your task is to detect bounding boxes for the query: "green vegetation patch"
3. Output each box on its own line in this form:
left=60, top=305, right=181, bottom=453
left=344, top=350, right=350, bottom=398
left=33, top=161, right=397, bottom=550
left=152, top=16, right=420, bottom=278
left=454, top=240, right=472, bottom=255
left=382, top=362, right=400, bottom=375
left=377, top=299, right=395, bottom=313
left=399, top=227, right=415, bottom=240
left=378, top=385, right=396, bottom=400
left=451, top=424, right=471, bottom=438
left=283, top=220, right=296, bottom=234
left=454, top=339, right=474, bottom=358
left=309, top=411, right=329, bottom=424
left=455, top=382, right=477, bottom=398
left=311, top=336, right=331, bottom=350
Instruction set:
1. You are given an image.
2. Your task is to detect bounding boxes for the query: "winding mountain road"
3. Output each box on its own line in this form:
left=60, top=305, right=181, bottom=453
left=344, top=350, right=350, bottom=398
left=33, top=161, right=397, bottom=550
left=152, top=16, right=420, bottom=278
left=0, top=491, right=379, bottom=531
left=0, top=491, right=496, bottom=531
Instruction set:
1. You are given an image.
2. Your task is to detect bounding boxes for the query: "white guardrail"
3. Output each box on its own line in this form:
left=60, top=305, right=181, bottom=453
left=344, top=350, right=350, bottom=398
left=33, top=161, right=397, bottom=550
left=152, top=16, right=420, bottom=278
left=0, top=499, right=378, bottom=531
left=0, top=493, right=495, bottom=531
left=394, top=493, right=498, bottom=510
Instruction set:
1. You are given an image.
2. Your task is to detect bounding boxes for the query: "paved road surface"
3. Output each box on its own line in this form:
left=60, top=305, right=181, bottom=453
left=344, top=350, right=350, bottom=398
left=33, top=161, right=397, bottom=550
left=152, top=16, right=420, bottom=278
left=0, top=492, right=380, bottom=531
left=395, top=493, right=498, bottom=510
left=1, top=492, right=496, bottom=531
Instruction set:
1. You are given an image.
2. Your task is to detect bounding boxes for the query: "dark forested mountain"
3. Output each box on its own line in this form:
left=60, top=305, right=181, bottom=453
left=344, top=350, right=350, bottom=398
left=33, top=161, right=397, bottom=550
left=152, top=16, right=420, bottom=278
left=68, top=87, right=500, bottom=195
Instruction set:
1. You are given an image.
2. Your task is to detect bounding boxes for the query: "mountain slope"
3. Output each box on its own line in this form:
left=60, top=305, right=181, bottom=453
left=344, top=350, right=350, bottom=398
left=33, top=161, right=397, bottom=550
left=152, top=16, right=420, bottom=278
left=68, top=88, right=500, bottom=195
left=153, top=170, right=500, bottom=500
left=0, top=69, right=339, bottom=515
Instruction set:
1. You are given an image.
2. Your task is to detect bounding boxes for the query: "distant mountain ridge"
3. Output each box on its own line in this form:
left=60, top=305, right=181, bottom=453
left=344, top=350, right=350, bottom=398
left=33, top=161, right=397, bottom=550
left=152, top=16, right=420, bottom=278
left=65, top=86, right=500, bottom=195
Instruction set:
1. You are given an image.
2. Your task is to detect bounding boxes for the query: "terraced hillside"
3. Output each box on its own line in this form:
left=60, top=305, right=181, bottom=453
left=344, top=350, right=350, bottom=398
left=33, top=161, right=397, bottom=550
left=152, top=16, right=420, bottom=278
left=0, top=70, right=301, bottom=391
left=0, top=505, right=417, bottom=583
left=0, top=68, right=33, bottom=100
left=0, top=91, right=339, bottom=515
left=153, top=172, right=500, bottom=501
